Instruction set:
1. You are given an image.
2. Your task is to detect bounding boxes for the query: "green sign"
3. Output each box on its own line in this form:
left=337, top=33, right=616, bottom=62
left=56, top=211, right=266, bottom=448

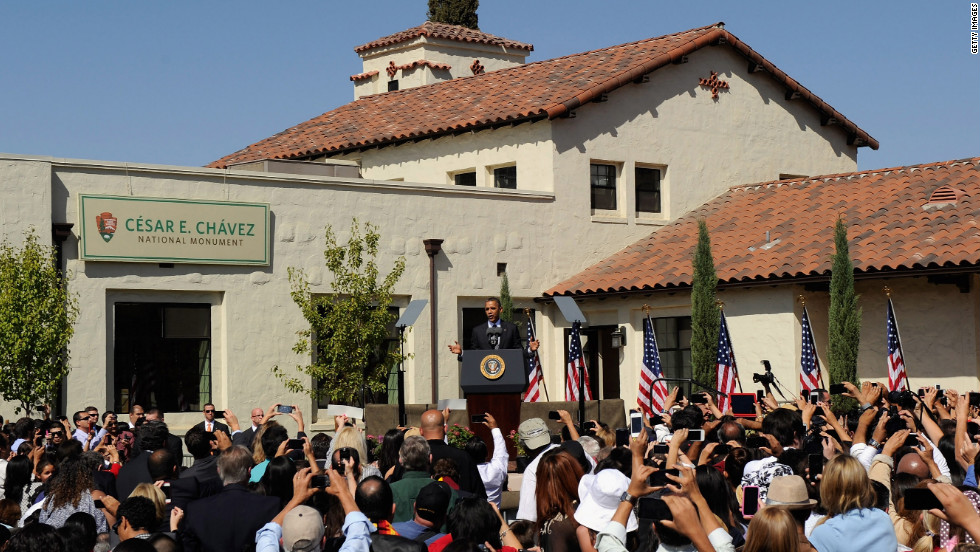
left=78, top=195, right=270, bottom=265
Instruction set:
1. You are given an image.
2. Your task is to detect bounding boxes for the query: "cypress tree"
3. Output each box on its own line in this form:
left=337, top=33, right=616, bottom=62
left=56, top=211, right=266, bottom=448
left=427, top=0, right=479, bottom=29
left=690, top=219, right=720, bottom=388
left=828, top=218, right=861, bottom=409
left=499, top=271, right=514, bottom=324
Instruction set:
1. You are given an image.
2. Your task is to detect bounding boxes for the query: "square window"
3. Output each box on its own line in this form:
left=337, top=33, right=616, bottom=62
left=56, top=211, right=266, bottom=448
left=591, top=163, right=617, bottom=210
left=635, top=167, right=662, bottom=214
left=387, top=80, right=399, bottom=92
left=493, top=166, right=517, bottom=189
left=454, top=172, right=476, bottom=186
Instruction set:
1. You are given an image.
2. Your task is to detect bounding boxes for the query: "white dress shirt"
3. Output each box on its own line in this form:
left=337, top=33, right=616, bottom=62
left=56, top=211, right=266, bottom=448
left=477, top=427, right=509, bottom=506
left=515, top=443, right=559, bottom=521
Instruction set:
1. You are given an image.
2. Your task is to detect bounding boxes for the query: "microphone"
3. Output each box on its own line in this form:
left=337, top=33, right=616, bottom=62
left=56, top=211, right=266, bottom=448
left=486, top=326, right=502, bottom=349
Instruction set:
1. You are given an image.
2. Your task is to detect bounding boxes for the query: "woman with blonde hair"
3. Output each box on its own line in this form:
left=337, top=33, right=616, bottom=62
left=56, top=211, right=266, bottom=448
left=743, top=507, right=799, bottom=552
left=130, top=483, right=167, bottom=528
left=808, top=455, right=896, bottom=552
left=328, top=426, right=381, bottom=481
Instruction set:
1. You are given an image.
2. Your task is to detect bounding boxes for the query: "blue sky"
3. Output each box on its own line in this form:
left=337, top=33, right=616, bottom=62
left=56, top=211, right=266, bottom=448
left=1, top=1, right=976, bottom=171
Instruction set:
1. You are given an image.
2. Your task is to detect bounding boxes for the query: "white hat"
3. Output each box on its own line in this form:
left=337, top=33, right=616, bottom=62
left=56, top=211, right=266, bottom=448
left=574, top=469, right=638, bottom=532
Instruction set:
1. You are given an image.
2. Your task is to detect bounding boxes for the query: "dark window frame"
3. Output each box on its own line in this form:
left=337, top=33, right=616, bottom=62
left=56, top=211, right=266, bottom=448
left=493, top=166, right=517, bottom=189
left=590, top=163, right=617, bottom=210
left=635, top=166, right=662, bottom=214
left=454, top=171, right=477, bottom=186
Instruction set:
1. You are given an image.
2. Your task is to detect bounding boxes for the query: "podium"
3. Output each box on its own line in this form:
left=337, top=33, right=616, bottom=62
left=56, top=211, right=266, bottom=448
left=461, top=349, right=527, bottom=459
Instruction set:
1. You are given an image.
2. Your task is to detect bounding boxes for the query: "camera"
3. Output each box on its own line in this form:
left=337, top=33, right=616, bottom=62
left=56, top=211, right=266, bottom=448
left=753, top=360, right=775, bottom=385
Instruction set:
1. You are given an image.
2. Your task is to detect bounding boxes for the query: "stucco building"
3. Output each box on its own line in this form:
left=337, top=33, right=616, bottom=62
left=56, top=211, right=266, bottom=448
left=0, top=21, right=901, bottom=426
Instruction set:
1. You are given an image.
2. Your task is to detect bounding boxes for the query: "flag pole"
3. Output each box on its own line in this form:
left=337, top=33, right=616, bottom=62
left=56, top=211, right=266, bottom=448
left=525, top=307, right=549, bottom=402
left=800, top=295, right=826, bottom=389
left=885, top=286, right=911, bottom=392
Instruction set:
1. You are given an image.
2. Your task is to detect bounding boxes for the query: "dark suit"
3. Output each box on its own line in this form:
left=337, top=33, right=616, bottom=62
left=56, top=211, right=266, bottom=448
left=468, top=321, right=522, bottom=351
left=191, top=420, right=229, bottom=435
left=116, top=451, right=152, bottom=500
left=180, top=456, right=223, bottom=498
left=372, top=533, right=429, bottom=552
left=427, top=439, right=487, bottom=498
left=166, top=433, right=185, bottom=468
left=181, top=483, right=280, bottom=552
left=231, top=426, right=258, bottom=449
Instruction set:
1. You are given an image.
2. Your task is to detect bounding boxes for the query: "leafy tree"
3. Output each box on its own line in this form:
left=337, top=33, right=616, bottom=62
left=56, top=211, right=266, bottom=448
left=0, top=229, right=79, bottom=414
left=690, top=219, right=720, bottom=388
left=499, top=271, right=514, bottom=324
left=275, top=220, right=406, bottom=406
left=828, top=218, right=861, bottom=410
left=427, top=0, right=479, bottom=29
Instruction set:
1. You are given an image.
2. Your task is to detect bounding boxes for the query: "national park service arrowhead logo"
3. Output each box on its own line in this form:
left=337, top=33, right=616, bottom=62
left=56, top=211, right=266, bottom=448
left=96, top=212, right=118, bottom=242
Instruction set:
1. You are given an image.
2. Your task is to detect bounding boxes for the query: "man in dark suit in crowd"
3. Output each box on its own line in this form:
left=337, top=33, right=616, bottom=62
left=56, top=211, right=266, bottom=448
left=181, top=445, right=280, bottom=552
left=420, top=410, right=486, bottom=498
left=449, top=297, right=538, bottom=356
left=180, top=427, right=221, bottom=487
left=116, top=420, right=170, bottom=499
left=231, top=406, right=266, bottom=449
left=191, top=403, right=229, bottom=436
left=144, top=408, right=184, bottom=466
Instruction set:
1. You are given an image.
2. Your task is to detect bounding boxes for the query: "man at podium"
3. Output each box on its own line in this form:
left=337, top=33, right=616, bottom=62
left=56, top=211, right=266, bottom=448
left=448, top=297, right=539, bottom=356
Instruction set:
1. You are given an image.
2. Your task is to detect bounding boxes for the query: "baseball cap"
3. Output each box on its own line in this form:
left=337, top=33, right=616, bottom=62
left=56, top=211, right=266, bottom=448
left=518, top=418, right=551, bottom=450
left=281, top=505, right=325, bottom=552
left=414, top=481, right=452, bottom=524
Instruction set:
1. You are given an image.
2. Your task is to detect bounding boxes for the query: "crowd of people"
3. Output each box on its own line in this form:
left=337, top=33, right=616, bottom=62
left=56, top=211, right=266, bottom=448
left=3, top=381, right=980, bottom=552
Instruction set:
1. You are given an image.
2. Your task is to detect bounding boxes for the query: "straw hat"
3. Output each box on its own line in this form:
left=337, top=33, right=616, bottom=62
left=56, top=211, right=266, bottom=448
left=764, top=475, right=818, bottom=509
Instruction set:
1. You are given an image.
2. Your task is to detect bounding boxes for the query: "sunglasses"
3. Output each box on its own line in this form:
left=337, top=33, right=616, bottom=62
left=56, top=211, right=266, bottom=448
left=204, top=410, right=215, bottom=413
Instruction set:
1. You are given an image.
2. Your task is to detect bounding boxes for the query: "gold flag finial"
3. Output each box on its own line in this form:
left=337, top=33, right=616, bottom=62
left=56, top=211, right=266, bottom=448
left=716, top=299, right=725, bottom=310
left=799, top=294, right=806, bottom=308
left=523, top=307, right=531, bottom=317
left=884, top=286, right=892, bottom=298
left=642, top=304, right=651, bottom=315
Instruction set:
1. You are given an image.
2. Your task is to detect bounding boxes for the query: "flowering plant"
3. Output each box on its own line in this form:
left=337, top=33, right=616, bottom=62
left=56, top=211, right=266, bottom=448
left=509, top=429, right=527, bottom=457
left=366, top=434, right=383, bottom=462
left=447, top=424, right=475, bottom=449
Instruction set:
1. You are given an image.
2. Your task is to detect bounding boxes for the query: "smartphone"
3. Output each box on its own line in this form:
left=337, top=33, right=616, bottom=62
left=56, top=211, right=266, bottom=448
left=339, top=448, right=352, bottom=462
left=652, top=444, right=669, bottom=454
left=471, top=414, right=488, bottom=424
left=94, top=499, right=105, bottom=509
left=809, top=391, right=821, bottom=404
left=649, top=414, right=664, bottom=426
left=808, top=454, right=823, bottom=482
left=161, top=482, right=172, bottom=504
left=689, top=393, right=708, bottom=405
left=970, top=393, right=980, bottom=407
left=547, top=410, right=561, bottom=420
left=286, top=439, right=304, bottom=450
left=629, top=411, right=643, bottom=438
left=34, top=404, right=45, bottom=412
left=585, top=421, right=597, bottom=430
left=742, top=486, right=760, bottom=518
left=756, top=389, right=765, bottom=402
left=213, top=410, right=225, bottom=419
left=277, top=405, right=295, bottom=414
left=615, top=428, right=629, bottom=447
left=903, top=488, right=944, bottom=510
left=904, top=433, right=920, bottom=448
left=687, top=429, right=705, bottom=442
left=637, top=497, right=671, bottom=521
left=311, top=475, right=330, bottom=488
left=746, top=436, right=768, bottom=449
left=648, top=468, right=680, bottom=487
left=829, top=383, right=846, bottom=395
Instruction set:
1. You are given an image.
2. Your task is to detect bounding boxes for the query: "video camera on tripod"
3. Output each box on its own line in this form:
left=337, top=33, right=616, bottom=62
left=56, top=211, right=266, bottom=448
left=753, top=360, right=775, bottom=385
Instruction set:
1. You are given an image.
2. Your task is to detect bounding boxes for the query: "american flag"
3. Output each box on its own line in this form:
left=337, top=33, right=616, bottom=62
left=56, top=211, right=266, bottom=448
left=800, top=307, right=822, bottom=392
left=638, top=316, right=669, bottom=417
left=715, top=311, right=738, bottom=412
left=524, top=316, right=545, bottom=402
left=566, top=321, right=593, bottom=401
left=887, top=298, right=908, bottom=392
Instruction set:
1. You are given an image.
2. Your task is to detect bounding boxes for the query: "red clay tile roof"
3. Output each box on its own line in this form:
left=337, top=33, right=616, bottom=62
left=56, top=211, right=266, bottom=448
left=545, top=158, right=980, bottom=297
left=349, top=70, right=379, bottom=82
left=353, top=21, right=533, bottom=53
left=209, top=23, right=877, bottom=169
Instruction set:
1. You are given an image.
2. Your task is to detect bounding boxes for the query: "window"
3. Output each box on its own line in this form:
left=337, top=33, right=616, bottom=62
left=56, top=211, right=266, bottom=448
left=315, top=305, right=401, bottom=408
left=591, top=163, right=617, bottom=210
left=635, top=167, right=662, bottom=214
left=493, top=166, right=517, bottom=189
left=387, top=80, right=399, bottom=92
left=114, top=303, right=211, bottom=413
left=454, top=171, right=476, bottom=186
left=653, top=316, right=692, bottom=392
